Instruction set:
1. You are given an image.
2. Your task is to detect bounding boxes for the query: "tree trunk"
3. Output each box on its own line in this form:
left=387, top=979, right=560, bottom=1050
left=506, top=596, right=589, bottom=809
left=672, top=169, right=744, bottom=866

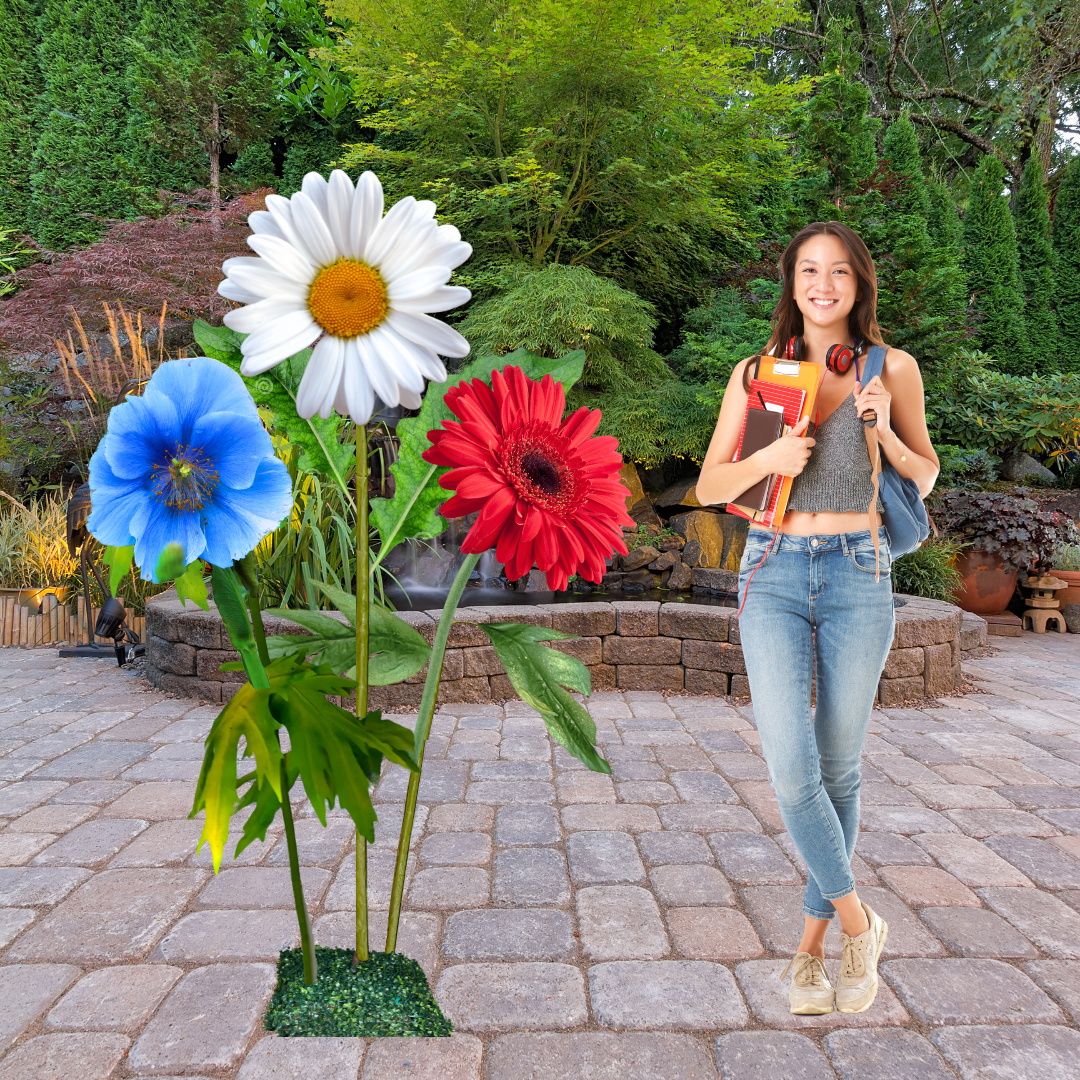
left=209, top=99, right=222, bottom=235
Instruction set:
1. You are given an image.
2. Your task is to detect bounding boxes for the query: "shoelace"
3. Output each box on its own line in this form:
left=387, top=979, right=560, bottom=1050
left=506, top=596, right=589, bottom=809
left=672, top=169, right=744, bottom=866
left=780, top=953, right=829, bottom=988
left=840, top=934, right=867, bottom=980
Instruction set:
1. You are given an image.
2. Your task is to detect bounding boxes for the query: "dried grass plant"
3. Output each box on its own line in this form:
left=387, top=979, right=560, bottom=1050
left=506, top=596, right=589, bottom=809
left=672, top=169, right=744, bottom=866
left=0, top=490, right=79, bottom=589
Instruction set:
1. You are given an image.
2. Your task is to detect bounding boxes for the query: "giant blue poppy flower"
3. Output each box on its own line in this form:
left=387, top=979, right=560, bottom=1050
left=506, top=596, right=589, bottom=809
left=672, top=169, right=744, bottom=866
left=87, top=357, right=293, bottom=581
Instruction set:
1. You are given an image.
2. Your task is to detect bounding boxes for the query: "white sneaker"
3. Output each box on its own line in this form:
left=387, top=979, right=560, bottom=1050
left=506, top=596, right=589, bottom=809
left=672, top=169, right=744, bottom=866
left=835, top=901, right=888, bottom=1013
left=781, top=951, right=835, bottom=1015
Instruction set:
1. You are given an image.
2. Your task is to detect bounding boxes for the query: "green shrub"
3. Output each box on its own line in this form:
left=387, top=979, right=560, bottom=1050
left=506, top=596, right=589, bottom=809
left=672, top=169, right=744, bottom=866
left=935, top=446, right=1000, bottom=490
left=892, top=536, right=963, bottom=603
left=1051, top=542, right=1080, bottom=571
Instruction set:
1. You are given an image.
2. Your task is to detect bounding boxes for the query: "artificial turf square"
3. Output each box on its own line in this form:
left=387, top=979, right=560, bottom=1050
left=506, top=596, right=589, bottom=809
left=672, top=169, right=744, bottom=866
left=264, top=947, right=453, bottom=1037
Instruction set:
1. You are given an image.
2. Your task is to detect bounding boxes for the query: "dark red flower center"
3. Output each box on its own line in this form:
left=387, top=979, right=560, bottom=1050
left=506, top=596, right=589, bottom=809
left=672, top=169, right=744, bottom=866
left=503, top=425, right=579, bottom=515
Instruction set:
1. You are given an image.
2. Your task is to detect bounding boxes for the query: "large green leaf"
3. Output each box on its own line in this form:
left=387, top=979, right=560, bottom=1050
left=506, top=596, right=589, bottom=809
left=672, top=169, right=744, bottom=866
left=370, top=348, right=586, bottom=554
left=193, top=320, right=354, bottom=490
left=101, top=544, right=134, bottom=597
left=210, top=564, right=268, bottom=687
left=174, top=561, right=209, bottom=611
left=479, top=621, right=610, bottom=774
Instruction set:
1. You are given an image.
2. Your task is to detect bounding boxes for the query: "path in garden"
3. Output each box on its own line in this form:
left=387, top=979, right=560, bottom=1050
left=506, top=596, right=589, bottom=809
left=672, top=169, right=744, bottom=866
left=0, top=633, right=1079, bottom=1080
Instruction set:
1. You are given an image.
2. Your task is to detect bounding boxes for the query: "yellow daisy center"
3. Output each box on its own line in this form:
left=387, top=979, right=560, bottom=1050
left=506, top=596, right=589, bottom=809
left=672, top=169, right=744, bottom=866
left=307, top=258, right=389, bottom=339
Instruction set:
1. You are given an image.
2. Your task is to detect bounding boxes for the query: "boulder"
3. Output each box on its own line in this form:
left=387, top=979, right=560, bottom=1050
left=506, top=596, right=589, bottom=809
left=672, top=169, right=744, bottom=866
left=692, top=567, right=739, bottom=594
left=654, top=479, right=704, bottom=511
left=1063, top=603, right=1080, bottom=633
left=657, top=536, right=685, bottom=553
left=670, top=509, right=748, bottom=569
left=668, top=561, right=693, bottom=590
left=518, top=568, right=550, bottom=591
left=648, top=551, right=678, bottom=572
left=622, top=546, right=661, bottom=571
left=1000, top=451, right=1056, bottom=484
left=629, top=497, right=663, bottom=529
left=619, top=461, right=646, bottom=510
left=682, top=539, right=703, bottom=567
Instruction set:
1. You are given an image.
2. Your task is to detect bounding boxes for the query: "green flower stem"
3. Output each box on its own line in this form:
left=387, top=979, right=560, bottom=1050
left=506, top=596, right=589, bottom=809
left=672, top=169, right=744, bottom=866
left=280, top=753, right=317, bottom=985
left=235, top=556, right=270, bottom=667
left=385, top=550, right=481, bottom=953
left=355, top=423, right=371, bottom=967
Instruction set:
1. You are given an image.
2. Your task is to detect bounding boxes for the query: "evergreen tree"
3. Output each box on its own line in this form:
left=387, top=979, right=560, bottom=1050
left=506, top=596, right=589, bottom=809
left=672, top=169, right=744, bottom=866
left=0, top=0, right=42, bottom=236
left=28, top=0, right=138, bottom=248
left=961, top=154, right=1027, bottom=374
left=1052, top=156, right=1080, bottom=375
left=1014, top=154, right=1058, bottom=372
left=231, top=140, right=277, bottom=191
left=279, top=127, right=341, bottom=197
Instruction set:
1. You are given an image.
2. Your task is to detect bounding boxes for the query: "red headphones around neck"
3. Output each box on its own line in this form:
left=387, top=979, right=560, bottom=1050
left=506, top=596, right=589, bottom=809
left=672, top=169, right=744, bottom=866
left=784, top=336, right=863, bottom=375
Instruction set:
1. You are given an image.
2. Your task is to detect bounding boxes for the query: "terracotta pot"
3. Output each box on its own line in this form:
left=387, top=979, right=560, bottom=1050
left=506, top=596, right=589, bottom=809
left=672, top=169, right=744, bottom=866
left=1051, top=568, right=1080, bottom=608
left=954, top=549, right=1018, bottom=615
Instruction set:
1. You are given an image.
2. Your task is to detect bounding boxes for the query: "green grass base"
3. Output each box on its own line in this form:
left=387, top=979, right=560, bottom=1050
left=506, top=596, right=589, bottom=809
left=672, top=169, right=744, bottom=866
left=264, top=947, right=453, bottom=1037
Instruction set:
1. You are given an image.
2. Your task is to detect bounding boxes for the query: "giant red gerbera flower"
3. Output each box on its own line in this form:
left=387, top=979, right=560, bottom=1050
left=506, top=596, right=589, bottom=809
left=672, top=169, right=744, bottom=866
left=423, top=366, right=634, bottom=591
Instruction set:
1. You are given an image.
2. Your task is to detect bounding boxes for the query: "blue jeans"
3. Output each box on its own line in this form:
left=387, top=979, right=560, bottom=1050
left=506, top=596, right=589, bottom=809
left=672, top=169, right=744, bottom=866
left=737, top=528, right=895, bottom=920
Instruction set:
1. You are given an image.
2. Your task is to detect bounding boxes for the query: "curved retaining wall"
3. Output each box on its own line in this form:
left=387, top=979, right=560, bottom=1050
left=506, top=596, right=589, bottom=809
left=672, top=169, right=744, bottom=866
left=145, top=593, right=986, bottom=707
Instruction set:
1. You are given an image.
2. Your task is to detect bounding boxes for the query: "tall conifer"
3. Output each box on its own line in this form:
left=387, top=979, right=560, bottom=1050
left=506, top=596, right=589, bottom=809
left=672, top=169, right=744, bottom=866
left=961, top=155, right=1027, bottom=374
left=29, top=0, right=138, bottom=248
left=1052, top=156, right=1080, bottom=374
left=1014, top=155, right=1058, bottom=371
left=0, top=0, right=41, bottom=236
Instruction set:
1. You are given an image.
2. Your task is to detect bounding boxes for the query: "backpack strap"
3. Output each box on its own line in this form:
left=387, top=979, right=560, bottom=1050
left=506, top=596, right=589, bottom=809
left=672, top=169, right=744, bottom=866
left=859, top=345, right=887, bottom=580
left=860, top=344, right=887, bottom=385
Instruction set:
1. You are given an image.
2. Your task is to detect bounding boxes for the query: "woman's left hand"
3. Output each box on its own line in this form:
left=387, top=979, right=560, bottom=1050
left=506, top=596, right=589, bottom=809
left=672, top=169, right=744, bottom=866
left=853, top=376, right=892, bottom=434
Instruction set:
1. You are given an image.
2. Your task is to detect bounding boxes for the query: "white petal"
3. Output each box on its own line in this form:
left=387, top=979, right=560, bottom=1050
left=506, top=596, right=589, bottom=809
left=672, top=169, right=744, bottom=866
left=378, top=218, right=440, bottom=282
left=247, top=210, right=286, bottom=240
left=436, top=224, right=461, bottom=243
left=247, top=234, right=316, bottom=284
left=241, top=312, right=321, bottom=372
left=364, top=196, right=417, bottom=266
left=326, top=171, right=355, bottom=256
left=342, top=338, right=374, bottom=423
left=411, top=200, right=437, bottom=223
left=348, top=172, right=383, bottom=262
left=390, top=285, right=472, bottom=314
left=412, top=347, right=447, bottom=383
left=296, top=334, right=343, bottom=420
left=290, top=192, right=339, bottom=267
left=385, top=309, right=470, bottom=358
left=265, top=194, right=320, bottom=265
left=398, top=385, right=423, bottom=410
left=372, top=327, right=427, bottom=392
left=226, top=261, right=309, bottom=302
left=218, top=279, right=264, bottom=305
left=430, top=241, right=472, bottom=270
left=301, top=172, right=330, bottom=222
left=356, top=333, right=399, bottom=408
left=223, top=297, right=307, bottom=335
left=386, top=265, right=452, bottom=302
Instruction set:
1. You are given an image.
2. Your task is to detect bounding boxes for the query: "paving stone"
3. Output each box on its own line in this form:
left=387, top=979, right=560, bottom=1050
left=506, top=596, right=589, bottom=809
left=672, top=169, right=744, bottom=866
left=0, top=831, right=58, bottom=865
left=0, top=906, right=36, bottom=948
left=1023, top=960, right=1080, bottom=1025
left=107, top=818, right=203, bottom=868
left=740, top=886, right=834, bottom=955
left=493, top=849, right=570, bottom=906
left=420, top=832, right=492, bottom=866
left=983, top=836, right=1080, bottom=889
left=0, top=1032, right=130, bottom=1080
left=154, top=909, right=299, bottom=962
left=561, top=804, right=661, bottom=833
left=46, top=965, right=182, bottom=1031
left=407, top=866, right=490, bottom=909
left=855, top=833, right=931, bottom=869
left=909, top=783, right=1012, bottom=810
left=668, top=771, right=739, bottom=803
left=824, top=1028, right=953, bottom=1080
left=375, top=761, right=468, bottom=803
left=0, top=757, right=46, bottom=780
left=100, top=781, right=197, bottom=821
left=435, top=962, right=587, bottom=1031
left=1039, top=808, right=1080, bottom=833
left=932, top=1024, right=1080, bottom=1080
left=9, top=803, right=98, bottom=833
left=426, top=803, right=493, bottom=834
left=34, top=741, right=152, bottom=780
left=914, top=833, right=1033, bottom=887
left=878, top=865, right=980, bottom=907
left=919, top=907, right=1038, bottom=959
left=637, top=830, right=713, bottom=866
left=360, top=1034, right=481, bottom=1080
left=494, top=804, right=561, bottom=846
left=658, top=805, right=762, bottom=833
left=0, top=867, right=92, bottom=906
left=466, top=780, right=555, bottom=805
left=859, top=886, right=948, bottom=957
left=237, top=1035, right=365, bottom=1080
left=556, top=771, right=616, bottom=804
left=648, top=864, right=735, bottom=906
left=567, top=831, right=645, bottom=884
left=195, top=866, right=331, bottom=909
left=577, top=886, right=669, bottom=960
left=978, top=886, right=1080, bottom=958
left=859, top=805, right=959, bottom=834
left=860, top=782, right=926, bottom=807
left=716, top=1031, right=834, bottom=1080
left=615, top=781, right=680, bottom=803
left=667, top=906, right=763, bottom=960
left=472, top=761, right=551, bottom=782
left=266, top=818, right=355, bottom=867
left=589, top=960, right=748, bottom=1030
left=736, top=959, right=909, bottom=1029
left=190, top=831, right=277, bottom=869
left=486, top=1032, right=715, bottom=1080
left=442, top=909, right=577, bottom=961
left=31, top=817, right=147, bottom=866
left=49, top=780, right=130, bottom=804
left=500, top=737, right=552, bottom=763
left=996, top=784, right=1080, bottom=809
left=7, top=867, right=206, bottom=963
left=884, top=958, right=1063, bottom=1025
left=314, top=911, right=440, bottom=978
left=946, top=807, right=1061, bottom=837
left=709, top=833, right=800, bottom=885
left=128, top=963, right=276, bottom=1074
left=0, top=963, right=80, bottom=1052
left=0, top=781, right=69, bottom=816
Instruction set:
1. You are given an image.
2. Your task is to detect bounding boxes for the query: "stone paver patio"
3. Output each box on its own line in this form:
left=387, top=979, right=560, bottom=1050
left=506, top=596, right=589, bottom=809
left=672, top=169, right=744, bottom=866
left=0, top=632, right=1078, bottom=1079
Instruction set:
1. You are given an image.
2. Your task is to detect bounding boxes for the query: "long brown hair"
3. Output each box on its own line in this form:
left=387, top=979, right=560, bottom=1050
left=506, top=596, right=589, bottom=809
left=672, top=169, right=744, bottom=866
left=743, top=221, right=886, bottom=391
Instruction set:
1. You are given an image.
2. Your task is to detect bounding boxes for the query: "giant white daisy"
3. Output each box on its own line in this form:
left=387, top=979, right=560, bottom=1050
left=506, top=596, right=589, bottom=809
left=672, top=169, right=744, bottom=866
left=218, top=169, right=472, bottom=423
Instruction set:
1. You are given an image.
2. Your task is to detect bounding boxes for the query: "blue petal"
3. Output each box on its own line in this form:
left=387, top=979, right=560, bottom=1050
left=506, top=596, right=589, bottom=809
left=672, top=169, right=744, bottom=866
left=103, top=391, right=181, bottom=481
left=201, top=457, right=293, bottom=566
left=86, top=445, right=146, bottom=547
left=148, top=357, right=259, bottom=445
left=190, top=410, right=275, bottom=491
left=133, top=505, right=206, bottom=583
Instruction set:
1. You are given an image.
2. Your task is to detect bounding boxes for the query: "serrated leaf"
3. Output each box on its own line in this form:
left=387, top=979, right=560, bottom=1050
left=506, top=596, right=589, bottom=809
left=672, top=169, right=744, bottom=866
left=193, top=319, right=355, bottom=489
left=479, top=622, right=609, bottom=773
left=370, top=348, right=587, bottom=555
left=175, top=561, right=209, bottom=610
left=101, top=544, right=134, bottom=597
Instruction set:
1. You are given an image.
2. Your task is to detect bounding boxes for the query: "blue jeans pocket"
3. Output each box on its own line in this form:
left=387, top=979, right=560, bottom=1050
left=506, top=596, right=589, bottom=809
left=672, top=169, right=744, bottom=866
left=848, top=540, right=891, bottom=575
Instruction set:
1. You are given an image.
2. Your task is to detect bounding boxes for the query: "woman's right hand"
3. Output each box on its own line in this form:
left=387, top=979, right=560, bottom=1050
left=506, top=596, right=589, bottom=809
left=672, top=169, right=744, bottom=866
left=754, top=416, right=815, bottom=477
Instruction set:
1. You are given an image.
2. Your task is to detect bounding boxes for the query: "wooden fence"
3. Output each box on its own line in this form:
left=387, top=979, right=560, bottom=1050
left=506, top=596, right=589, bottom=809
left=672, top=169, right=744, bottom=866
left=0, top=594, right=146, bottom=648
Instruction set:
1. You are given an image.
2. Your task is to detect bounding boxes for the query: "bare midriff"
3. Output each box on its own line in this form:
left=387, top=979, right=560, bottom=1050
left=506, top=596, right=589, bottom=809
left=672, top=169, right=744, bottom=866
left=750, top=509, right=870, bottom=537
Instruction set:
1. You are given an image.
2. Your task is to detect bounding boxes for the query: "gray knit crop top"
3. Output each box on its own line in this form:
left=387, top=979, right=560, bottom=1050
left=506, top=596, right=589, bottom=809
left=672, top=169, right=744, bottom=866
left=787, top=395, right=882, bottom=514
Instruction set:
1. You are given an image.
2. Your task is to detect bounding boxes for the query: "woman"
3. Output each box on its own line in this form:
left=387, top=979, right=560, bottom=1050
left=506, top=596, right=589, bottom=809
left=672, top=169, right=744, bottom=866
left=696, top=222, right=939, bottom=1015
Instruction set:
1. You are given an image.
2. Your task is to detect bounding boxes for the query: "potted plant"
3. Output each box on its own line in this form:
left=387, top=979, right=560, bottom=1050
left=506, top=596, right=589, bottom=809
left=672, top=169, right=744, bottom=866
left=936, top=492, right=1078, bottom=615
left=1051, top=542, right=1080, bottom=608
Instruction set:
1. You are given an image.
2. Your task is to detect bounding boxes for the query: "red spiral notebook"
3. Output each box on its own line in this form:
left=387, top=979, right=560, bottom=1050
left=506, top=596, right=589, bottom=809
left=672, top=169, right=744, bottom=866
left=728, top=357, right=825, bottom=527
